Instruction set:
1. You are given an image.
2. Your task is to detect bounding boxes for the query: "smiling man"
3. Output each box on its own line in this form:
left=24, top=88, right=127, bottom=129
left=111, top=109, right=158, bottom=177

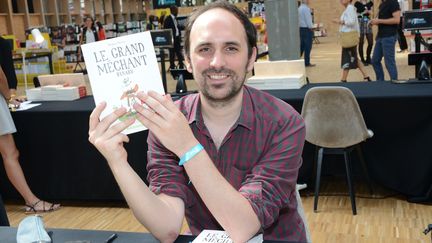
left=88, top=1, right=306, bottom=242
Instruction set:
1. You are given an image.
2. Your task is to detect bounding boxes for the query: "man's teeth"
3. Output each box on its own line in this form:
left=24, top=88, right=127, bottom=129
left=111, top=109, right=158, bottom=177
left=209, top=75, right=228, bottom=80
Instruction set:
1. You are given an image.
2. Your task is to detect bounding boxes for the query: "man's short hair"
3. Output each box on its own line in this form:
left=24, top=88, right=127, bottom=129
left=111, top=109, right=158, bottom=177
left=183, top=1, right=257, bottom=60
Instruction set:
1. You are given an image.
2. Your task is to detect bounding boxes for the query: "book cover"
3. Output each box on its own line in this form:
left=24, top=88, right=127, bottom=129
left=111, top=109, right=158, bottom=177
left=192, top=230, right=263, bottom=243
left=81, top=31, right=164, bottom=134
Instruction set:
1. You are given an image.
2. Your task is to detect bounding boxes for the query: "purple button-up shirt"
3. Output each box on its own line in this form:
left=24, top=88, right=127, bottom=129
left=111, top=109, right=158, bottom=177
left=147, top=86, right=306, bottom=242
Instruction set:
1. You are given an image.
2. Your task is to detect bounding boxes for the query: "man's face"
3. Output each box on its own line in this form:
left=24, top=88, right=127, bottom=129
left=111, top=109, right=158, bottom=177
left=185, top=8, right=256, bottom=103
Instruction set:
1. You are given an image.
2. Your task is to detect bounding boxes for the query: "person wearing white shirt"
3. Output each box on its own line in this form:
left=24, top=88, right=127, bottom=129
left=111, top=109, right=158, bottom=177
left=298, top=0, right=315, bottom=67
left=333, top=0, right=371, bottom=82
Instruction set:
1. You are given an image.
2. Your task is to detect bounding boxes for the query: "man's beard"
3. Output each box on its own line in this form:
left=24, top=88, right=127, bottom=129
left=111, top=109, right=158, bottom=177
left=199, top=67, right=247, bottom=106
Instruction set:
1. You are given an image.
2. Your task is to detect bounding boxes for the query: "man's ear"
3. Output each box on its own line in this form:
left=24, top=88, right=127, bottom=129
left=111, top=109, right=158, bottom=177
left=185, top=55, right=193, bottom=73
left=246, top=47, right=257, bottom=73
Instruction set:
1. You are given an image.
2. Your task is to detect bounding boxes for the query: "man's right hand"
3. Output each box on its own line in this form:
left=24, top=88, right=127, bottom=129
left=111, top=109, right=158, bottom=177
left=88, top=102, right=135, bottom=166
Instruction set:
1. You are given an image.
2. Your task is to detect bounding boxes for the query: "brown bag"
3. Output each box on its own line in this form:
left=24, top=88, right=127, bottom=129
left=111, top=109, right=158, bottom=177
left=339, top=31, right=359, bottom=48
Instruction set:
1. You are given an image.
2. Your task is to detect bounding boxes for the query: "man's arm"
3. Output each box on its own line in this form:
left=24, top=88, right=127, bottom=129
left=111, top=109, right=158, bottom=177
left=134, top=92, right=262, bottom=242
left=370, top=10, right=401, bottom=25
left=88, top=103, right=185, bottom=242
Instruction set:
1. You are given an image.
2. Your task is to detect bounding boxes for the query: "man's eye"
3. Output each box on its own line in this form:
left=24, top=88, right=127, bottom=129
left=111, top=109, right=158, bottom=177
left=199, top=47, right=210, bottom=53
left=226, top=47, right=238, bottom=52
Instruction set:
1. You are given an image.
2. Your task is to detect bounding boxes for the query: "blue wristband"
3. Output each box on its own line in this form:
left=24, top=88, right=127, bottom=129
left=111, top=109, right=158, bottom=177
left=179, top=144, right=204, bottom=166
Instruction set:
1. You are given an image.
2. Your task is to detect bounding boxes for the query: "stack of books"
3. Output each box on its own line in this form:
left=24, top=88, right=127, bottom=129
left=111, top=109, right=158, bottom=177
left=26, top=85, right=86, bottom=101
left=247, top=60, right=306, bottom=90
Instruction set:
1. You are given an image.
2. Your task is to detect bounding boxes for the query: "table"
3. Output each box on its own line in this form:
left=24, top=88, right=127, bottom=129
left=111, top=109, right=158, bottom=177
left=0, top=227, right=295, bottom=243
left=0, top=81, right=431, bottom=202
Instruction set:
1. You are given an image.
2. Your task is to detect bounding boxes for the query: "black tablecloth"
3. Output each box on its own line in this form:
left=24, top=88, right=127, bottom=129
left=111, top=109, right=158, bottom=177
left=1, top=81, right=431, bottom=202
left=0, top=227, right=296, bottom=243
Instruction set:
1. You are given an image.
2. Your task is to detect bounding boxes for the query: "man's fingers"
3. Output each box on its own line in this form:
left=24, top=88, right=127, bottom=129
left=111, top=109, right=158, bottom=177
left=133, top=103, right=166, bottom=128
left=89, top=102, right=107, bottom=131
left=148, top=90, right=178, bottom=112
left=136, top=92, right=171, bottom=119
left=103, top=117, right=136, bottom=139
left=135, top=111, right=160, bottom=133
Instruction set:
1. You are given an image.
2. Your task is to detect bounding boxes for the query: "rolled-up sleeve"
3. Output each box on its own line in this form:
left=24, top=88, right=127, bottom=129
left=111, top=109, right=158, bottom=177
left=146, top=131, right=195, bottom=207
left=238, top=113, right=305, bottom=229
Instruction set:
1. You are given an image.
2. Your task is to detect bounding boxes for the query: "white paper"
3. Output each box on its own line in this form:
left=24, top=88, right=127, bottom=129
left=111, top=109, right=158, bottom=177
left=192, top=230, right=263, bottom=243
left=15, top=101, right=41, bottom=111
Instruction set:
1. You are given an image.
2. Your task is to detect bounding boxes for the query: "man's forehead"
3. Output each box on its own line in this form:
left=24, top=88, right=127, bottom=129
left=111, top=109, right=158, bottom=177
left=192, top=8, right=241, bottom=31
left=190, top=8, right=245, bottom=42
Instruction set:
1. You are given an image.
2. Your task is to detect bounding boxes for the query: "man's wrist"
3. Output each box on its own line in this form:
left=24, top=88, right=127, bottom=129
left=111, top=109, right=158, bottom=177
left=179, top=143, right=204, bottom=166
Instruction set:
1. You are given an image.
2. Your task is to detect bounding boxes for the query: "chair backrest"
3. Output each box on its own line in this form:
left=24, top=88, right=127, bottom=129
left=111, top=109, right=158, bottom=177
left=301, top=86, right=369, bottom=148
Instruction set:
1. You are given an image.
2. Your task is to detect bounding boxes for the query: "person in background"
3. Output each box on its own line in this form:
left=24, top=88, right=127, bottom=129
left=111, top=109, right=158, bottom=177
left=159, top=14, right=166, bottom=30
left=88, top=1, right=307, bottom=242
left=0, top=64, right=60, bottom=213
left=334, top=0, right=371, bottom=82
left=96, top=21, right=106, bottom=41
left=396, top=0, right=408, bottom=52
left=370, top=0, right=400, bottom=81
left=354, top=0, right=374, bottom=65
left=146, top=15, right=159, bottom=30
left=164, top=5, right=185, bottom=70
left=78, top=16, right=98, bottom=61
left=298, top=0, right=315, bottom=67
left=50, top=27, right=66, bottom=49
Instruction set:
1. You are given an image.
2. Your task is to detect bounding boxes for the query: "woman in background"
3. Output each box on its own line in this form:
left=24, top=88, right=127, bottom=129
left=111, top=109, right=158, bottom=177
left=96, top=21, right=106, bottom=41
left=354, top=0, right=374, bottom=65
left=334, top=0, right=371, bottom=82
left=146, top=15, right=159, bottom=30
left=0, top=64, right=60, bottom=213
left=78, top=17, right=99, bottom=61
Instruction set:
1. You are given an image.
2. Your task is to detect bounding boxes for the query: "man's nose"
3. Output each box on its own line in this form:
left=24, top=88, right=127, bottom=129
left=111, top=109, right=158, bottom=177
left=209, top=50, right=226, bottom=69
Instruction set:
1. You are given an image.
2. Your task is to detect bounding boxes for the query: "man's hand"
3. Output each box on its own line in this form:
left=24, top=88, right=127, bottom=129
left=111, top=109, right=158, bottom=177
left=88, top=102, right=135, bottom=165
left=369, top=18, right=380, bottom=25
left=133, top=91, right=198, bottom=158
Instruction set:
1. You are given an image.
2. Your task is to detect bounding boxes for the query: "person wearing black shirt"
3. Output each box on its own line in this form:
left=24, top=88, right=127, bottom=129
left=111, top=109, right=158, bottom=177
left=354, top=0, right=374, bottom=65
left=164, top=5, right=185, bottom=70
left=369, top=0, right=400, bottom=81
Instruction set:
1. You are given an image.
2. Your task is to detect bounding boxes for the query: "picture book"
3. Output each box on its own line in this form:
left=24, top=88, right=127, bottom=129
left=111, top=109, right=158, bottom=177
left=81, top=31, right=164, bottom=134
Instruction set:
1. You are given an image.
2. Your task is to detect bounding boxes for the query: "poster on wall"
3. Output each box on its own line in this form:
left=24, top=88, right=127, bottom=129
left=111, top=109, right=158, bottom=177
left=248, top=1, right=265, bottom=18
left=153, top=0, right=180, bottom=9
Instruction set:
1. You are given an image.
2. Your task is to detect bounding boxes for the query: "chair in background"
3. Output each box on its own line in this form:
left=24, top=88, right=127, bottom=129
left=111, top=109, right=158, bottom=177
left=301, top=86, right=374, bottom=215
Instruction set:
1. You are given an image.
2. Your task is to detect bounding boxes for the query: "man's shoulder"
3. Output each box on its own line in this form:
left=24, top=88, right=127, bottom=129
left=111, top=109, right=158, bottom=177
left=245, top=86, right=303, bottom=126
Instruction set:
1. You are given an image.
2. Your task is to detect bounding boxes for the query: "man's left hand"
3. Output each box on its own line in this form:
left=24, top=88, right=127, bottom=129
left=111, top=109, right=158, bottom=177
left=134, top=91, right=199, bottom=158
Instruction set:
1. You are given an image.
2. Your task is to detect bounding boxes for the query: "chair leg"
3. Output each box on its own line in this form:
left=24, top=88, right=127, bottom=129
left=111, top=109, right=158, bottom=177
left=314, top=147, right=324, bottom=213
left=356, top=145, right=374, bottom=195
left=344, top=150, right=357, bottom=215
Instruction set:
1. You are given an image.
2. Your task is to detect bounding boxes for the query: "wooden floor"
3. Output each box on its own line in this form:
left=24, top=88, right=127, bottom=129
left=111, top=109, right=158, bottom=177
left=7, top=37, right=431, bottom=242
left=5, top=180, right=432, bottom=243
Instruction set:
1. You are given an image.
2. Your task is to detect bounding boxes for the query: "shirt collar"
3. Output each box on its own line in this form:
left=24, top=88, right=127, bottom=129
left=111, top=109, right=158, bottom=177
left=187, top=86, right=255, bottom=131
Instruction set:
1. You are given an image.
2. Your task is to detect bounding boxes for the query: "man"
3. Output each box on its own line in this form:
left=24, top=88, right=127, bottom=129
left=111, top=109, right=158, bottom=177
left=164, top=5, right=185, bottom=70
left=89, top=1, right=306, bottom=242
left=370, top=0, right=401, bottom=81
left=298, top=0, right=315, bottom=67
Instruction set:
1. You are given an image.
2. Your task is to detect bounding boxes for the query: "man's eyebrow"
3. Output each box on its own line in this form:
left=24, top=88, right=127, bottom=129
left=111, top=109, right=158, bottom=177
left=194, top=41, right=242, bottom=48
